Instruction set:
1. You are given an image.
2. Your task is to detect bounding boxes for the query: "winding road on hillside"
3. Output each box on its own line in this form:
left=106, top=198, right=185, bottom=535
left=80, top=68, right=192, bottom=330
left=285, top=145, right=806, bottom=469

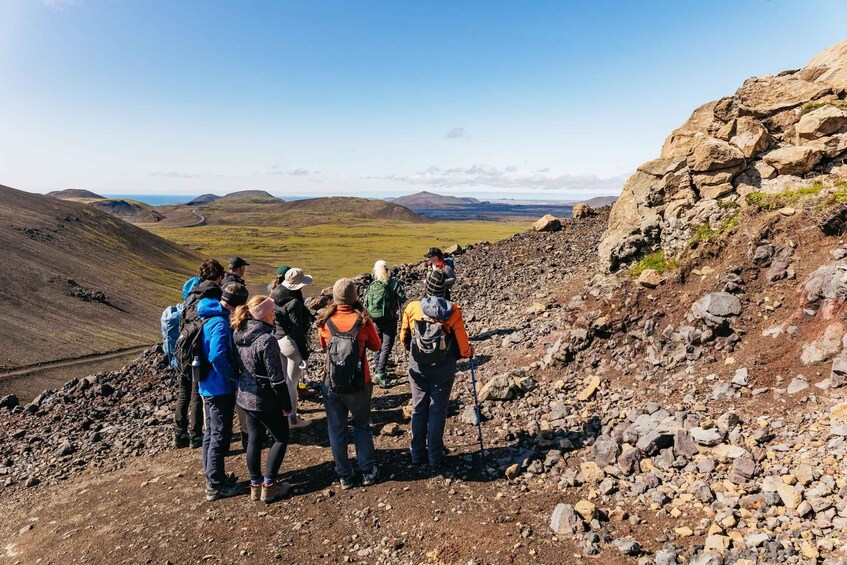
left=186, top=209, right=205, bottom=227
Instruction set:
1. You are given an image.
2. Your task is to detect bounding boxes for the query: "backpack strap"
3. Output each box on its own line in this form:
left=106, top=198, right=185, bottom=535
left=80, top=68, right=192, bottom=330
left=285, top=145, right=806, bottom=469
left=326, top=316, right=362, bottom=338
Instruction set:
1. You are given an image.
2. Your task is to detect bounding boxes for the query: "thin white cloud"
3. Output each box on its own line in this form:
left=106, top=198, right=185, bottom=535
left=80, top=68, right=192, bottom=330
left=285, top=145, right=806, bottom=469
left=151, top=171, right=201, bottom=178
left=444, top=127, right=469, bottom=140
left=377, top=165, right=626, bottom=195
left=267, top=166, right=318, bottom=176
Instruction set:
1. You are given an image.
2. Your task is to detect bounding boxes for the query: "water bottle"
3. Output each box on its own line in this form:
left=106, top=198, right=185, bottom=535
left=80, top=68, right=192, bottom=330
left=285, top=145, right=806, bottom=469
left=191, top=355, right=202, bottom=382
left=298, top=359, right=308, bottom=390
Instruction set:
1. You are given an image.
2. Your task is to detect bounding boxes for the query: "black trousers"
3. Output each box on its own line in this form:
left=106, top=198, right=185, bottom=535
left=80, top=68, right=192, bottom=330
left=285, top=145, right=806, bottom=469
left=174, top=375, right=202, bottom=438
left=374, top=317, right=397, bottom=375
left=244, top=407, right=290, bottom=484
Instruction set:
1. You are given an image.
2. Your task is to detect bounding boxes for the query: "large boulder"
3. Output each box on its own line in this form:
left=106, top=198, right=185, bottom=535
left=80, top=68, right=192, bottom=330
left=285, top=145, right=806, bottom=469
left=571, top=202, right=593, bottom=219
left=730, top=116, right=773, bottom=158
left=801, top=260, right=847, bottom=304
left=689, top=135, right=745, bottom=172
left=762, top=145, right=823, bottom=175
left=796, top=105, right=847, bottom=140
left=533, top=214, right=561, bottom=232
left=691, top=292, right=742, bottom=327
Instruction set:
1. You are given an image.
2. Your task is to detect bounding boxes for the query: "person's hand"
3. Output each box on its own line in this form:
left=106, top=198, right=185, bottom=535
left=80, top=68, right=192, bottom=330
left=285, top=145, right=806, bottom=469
left=283, top=409, right=294, bottom=417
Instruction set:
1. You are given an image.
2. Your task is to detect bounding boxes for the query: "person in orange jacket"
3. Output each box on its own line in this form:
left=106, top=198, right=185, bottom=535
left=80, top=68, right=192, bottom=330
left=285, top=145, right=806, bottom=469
left=400, top=269, right=472, bottom=466
left=317, top=278, right=381, bottom=489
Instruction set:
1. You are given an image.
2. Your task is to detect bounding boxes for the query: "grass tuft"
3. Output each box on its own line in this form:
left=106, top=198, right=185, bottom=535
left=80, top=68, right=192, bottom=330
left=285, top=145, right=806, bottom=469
left=629, top=250, right=678, bottom=278
left=801, top=101, right=847, bottom=114
left=745, top=183, right=826, bottom=210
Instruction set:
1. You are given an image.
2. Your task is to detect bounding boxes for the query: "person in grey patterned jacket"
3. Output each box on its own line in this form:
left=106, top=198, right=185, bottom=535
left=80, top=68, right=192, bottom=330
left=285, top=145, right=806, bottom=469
left=231, top=296, right=293, bottom=504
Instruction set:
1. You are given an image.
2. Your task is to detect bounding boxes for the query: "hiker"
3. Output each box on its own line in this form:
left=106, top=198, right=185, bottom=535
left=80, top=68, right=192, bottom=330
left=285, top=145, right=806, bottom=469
left=400, top=269, right=472, bottom=467
left=365, top=260, right=407, bottom=387
left=231, top=296, right=293, bottom=504
left=222, top=257, right=249, bottom=287
left=272, top=267, right=314, bottom=430
left=197, top=281, right=248, bottom=501
left=173, top=259, right=225, bottom=449
left=424, top=248, right=456, bottom=300
left=317, top=278, right=381, bottom=489
left=267, top=265, right=290, bottom=295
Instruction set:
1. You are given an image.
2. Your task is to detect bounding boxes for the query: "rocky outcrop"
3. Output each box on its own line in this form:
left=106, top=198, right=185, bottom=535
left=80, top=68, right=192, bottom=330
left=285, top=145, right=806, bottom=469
left=600, top=39, right=847, bottom=271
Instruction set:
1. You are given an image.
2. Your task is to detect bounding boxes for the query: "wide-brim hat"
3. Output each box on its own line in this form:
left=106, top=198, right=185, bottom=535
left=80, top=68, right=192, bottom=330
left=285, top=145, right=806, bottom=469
left=282, top=267, right=313, bottom=291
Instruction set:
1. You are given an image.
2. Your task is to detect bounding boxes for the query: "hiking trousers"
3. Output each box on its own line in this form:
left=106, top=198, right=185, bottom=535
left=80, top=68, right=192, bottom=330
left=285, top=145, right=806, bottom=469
left=174, top=375, right=203, bottom=439
left=373, top=318, right=397, bottom=375
left=201, top=393, right=235, bottom=490
left=244, top=407, right=290, bottom=484
left=408, top=371, right=455, bottom=464
left=322, top=382, right=376, bottom=478
left=278, top=337, right=304, bottom=417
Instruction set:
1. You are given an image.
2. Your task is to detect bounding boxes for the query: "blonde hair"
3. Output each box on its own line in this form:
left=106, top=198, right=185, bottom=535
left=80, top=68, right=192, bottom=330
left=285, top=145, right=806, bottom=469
left=373, top=261, right=389, bottom=283
left=230, top=295, right=269, bottom=331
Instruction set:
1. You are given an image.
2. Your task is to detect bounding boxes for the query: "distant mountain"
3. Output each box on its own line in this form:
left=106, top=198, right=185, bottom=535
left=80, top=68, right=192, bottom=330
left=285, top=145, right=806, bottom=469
left=388, top=191, right=481, bottom=209
left=48, top=189, right=104, bottom=200
left=218, top=190, right=282, bottom=204
left=186, top=193, right=221, bottom=206
left=280, top=197, right=423, bottom=223
left=0, top=184, right=199, bottom=370
left=89, top=199, right=153, bottom=220
left=579, top=196, right=618, bottom=208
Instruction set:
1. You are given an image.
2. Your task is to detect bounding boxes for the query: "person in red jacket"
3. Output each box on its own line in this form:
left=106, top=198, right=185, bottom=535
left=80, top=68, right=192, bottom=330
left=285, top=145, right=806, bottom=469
left=317, top=278, right=381, bottom=489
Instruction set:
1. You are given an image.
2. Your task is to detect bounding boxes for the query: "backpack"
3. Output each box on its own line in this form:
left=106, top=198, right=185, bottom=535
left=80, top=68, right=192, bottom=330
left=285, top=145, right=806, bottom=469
left=365, top=280, right=390, bottom=319
left=172, top=316, right=213, bottom=381
left=411, top=317, right=453, bottom=367
left=365, top=278, right=406, bottom=320
left=161, top=303, right=183, bottom=367
left=444, top=256, right=456, bottom=272
left=324, top=318, right=364, bottom=393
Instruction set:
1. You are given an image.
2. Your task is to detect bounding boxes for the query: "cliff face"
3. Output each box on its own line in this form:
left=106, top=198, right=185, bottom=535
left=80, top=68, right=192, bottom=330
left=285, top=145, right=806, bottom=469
left=600, top=39, right=847, bottom=271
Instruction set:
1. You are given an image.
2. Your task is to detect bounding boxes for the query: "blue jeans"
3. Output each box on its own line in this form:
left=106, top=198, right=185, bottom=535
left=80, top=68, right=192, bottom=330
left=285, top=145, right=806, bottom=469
left=374, top=318, right=397, bottom=375
left=201, top=393, right=235, bottom=489
left=409, top=371, right=455, bottom=464
left=322, top=382, right=376, bottom=478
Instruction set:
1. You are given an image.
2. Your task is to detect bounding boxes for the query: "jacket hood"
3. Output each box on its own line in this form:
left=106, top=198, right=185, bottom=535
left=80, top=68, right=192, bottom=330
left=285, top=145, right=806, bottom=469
left=192, top=280, right=223, bottom=301
left=234, top=319, right=273, bottom=347
left=421, top=296, right=453, bottom=320
left=272, top=284, right=302, bottom=305
left=197, top=297, right=229, bottom=319
left=182, top=277, right=202, bottom=300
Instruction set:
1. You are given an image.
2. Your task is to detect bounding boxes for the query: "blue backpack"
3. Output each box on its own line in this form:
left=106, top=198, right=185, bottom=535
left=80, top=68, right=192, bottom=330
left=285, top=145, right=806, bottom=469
left=161, top=303, right=184, bottom=367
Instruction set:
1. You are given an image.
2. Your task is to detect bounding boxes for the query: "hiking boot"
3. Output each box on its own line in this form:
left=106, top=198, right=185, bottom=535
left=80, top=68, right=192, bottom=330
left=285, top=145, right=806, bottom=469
left=190, top=435, right=203, bottom=449
left=288, top=416, right=313, bottom=430
left=173, top=432, right=189, bottom=449
left=361, top=468, right=379, bottom=486
left=205, top=482, right=244, bottom=501
left=373, top=373, right=389, bottom=388
left=339, top=475, right=356, bottom=490
left=250, top=484, right=262, bottom=502
left=261, top=481, right=290, bottom=504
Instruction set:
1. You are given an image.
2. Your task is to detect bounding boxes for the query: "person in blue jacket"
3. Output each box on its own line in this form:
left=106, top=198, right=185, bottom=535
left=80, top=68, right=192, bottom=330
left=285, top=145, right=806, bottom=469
left=198, top=281, right=248, bottom=501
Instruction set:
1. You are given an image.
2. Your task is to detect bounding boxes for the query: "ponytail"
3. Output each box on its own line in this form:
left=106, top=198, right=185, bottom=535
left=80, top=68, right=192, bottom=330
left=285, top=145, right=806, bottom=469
left=230, top=295, right=268, bottom=331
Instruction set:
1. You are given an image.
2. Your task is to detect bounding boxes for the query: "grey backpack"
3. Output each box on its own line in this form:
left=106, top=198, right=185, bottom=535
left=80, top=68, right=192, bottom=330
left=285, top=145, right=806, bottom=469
left=411, top=317, right=452, bottom=367
left=325, top=318, right=364, bottom=393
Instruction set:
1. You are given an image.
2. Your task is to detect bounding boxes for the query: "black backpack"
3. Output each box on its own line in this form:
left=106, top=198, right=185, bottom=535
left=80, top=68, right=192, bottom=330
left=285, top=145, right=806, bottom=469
left=173, top=316, right=212, bottom=381
left=324, top=318, right=364, bottom=393
left=411, top=317, right=453, bottom=367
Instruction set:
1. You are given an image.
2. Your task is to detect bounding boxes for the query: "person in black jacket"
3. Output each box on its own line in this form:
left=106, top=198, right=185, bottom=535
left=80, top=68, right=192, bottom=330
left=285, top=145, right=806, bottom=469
left=222, top=256, right=249, bottom=287
left=173, top=258, right=225, bottom=449
left=271, top=267, right=314, bottom=430
left=231, top=295, right=293, bottom=504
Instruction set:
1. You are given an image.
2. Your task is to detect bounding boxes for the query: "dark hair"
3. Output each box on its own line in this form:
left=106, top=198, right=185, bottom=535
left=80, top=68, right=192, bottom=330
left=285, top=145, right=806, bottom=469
left=199, top=259, right=225, bottom=281
left=316, top=301, right=370, bottom=328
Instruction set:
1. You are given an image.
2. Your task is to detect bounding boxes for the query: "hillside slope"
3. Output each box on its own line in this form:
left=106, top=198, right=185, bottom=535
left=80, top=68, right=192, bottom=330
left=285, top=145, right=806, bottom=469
left=0, top=184, right=200, bottom=370
left=48, top=189, right=104, bottom=200
left=389, top=190, right=481, bottom=209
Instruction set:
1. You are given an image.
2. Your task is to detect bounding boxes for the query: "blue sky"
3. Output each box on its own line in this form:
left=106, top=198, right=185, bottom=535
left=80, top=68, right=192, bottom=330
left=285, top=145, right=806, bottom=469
left=1, top=1, right=846, bottom=200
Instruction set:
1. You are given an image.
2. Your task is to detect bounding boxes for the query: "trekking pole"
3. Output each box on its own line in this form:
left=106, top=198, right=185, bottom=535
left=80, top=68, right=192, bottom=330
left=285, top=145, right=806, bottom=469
left=469, top=356, right=484, bottom=452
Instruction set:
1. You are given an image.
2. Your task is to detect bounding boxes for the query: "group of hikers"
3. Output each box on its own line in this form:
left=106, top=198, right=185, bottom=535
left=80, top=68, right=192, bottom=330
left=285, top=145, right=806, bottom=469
left=162, top=249, right=471, bottom=503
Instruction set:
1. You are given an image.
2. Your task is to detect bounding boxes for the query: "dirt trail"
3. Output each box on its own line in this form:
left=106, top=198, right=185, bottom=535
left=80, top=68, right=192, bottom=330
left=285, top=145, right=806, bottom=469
left=0, top=345, right=154, bottom=379
left=0, top=383, right=636, bottom=565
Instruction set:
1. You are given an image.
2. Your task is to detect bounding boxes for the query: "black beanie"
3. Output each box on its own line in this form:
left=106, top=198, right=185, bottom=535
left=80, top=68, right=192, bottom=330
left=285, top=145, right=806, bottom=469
left=221, top=282, right=248, bottom=307
left=425, top=269, right=447, bottom=298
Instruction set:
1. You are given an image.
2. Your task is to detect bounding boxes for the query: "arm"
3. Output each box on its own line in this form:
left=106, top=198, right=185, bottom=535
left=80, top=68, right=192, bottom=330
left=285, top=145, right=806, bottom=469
left=363, top=319, right=381, bottom=352
left=394, top=279, right=407, bottom=305
left=443, top=265, right=456, bottom=288
left=400, top=304, right=412, bottom=351
left=263, top=336, right=293, bottom=413
left=207, top=320, right=235, bottom=381
left=318, top=323, right=329, bottom=350
left=449, top=306, right=473, bottom=359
